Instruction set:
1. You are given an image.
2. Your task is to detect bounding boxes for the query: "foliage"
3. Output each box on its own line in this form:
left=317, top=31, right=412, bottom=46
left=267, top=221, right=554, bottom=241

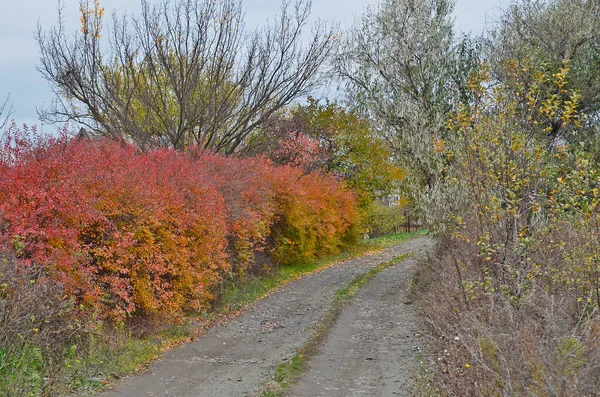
left=193, top=154, right=277, bottom=278
left=0, top=126, right=229, bottom=320
left=252, top=99, right=406, bottom=238
left=269, top=166, right=360, bottom=266
left=487, top=0, right=600, bottom=133
left=440, top=62, right=582, bottom=303
left=254, top=99, right=404, bottom=205
left=0, top=245, right=197, bottom=397
left=364, top=201, right=406, bottom=237
left=0, top=125, right=359, bottom=322
left=338, top=0, right=479, bottom=216
left=413, top=63, right=600, bottom=396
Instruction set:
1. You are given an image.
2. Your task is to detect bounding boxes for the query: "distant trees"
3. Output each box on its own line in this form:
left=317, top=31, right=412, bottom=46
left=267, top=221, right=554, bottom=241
left=36, top=0, right=337, bottom=153
left=249, top=99, right=407, bottom=235
left=252, top=99, right=404, bottom=204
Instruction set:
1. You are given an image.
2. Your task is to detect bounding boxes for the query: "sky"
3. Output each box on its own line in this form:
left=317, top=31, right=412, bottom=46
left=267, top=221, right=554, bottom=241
left=0, top=0, right=509, bottom=128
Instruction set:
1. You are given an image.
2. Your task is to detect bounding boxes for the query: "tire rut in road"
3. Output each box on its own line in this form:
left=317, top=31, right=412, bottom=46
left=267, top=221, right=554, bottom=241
left=99, top=237, right=430, bottom=397
left=287, top=240, right=434, bottom=397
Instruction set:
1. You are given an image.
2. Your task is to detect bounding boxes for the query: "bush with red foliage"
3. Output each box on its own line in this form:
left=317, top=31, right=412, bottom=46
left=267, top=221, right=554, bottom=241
left=0, top=126, right=229, bottom=320
left=197, top=153, right=360, bottom=270
left=0, top=125, right=359, bottom=321
left=194, top=154, right=278, bottom=277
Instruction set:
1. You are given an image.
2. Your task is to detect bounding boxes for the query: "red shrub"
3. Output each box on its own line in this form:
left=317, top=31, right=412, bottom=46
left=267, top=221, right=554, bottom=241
left=0, top=125, right=359, bottom=321
left=194, top=154, right=278, bottom=276
left=0, top=127, right=228, bottom=320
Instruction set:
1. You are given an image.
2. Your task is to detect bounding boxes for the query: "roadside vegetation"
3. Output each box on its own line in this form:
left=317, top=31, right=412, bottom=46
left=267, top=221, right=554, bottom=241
left=1, top=0, right=410, bottom=388
left=0, top=126, right=363, bottom=396
left=0, top=227, right=415, bottom=396
left=342, top=0, right=600, bottom=395
left=3, top=0, right=598, bottom=395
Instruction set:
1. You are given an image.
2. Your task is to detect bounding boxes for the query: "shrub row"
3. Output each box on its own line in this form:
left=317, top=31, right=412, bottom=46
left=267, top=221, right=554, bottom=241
left=0, top=126, right=359, bottom=321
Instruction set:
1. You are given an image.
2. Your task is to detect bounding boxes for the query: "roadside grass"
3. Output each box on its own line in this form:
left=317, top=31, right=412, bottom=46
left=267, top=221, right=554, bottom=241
left=35, top=323, right=199, bottom=396
left=411, top=353, right=441, bottom=397
left=0, top=232, right=423, bottom=397
left=261, top=252, right=415, bottom=396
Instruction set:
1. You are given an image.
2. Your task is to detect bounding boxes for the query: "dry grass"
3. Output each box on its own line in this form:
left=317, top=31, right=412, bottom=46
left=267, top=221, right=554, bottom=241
left=411, top=234, right=600, bottom=397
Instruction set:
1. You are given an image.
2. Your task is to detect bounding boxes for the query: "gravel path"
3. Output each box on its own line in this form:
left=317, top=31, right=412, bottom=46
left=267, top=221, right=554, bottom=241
left=99, top=237, right=431, bottom=397
left=288, top=240, right=434, bottom=397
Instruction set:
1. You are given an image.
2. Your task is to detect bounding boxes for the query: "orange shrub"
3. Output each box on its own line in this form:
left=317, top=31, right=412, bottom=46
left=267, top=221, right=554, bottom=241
left=269, top=166, right=360, bottom=266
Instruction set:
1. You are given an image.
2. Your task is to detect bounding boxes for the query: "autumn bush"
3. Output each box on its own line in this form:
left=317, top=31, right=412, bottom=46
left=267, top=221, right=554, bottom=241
left=193, top=154, right=278, bottom=278
left=269, top=166, right=360, bottom=266
left=185, top=152, right=360, bottom=274
left=0, top=128, right=229, bottom=320
left=0, top=123, right=359, bottom=395
left=0, top=125, right=359, bottom=323
left=412, top=64, right=600, bottom=396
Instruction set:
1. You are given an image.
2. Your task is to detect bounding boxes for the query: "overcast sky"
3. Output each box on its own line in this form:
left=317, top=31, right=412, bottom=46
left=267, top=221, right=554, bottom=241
left=0, top=0, right=509, bottom=128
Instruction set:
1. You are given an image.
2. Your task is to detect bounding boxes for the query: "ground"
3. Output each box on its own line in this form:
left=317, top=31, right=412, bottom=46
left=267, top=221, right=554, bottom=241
left=99, top=237, right=433, bottom=397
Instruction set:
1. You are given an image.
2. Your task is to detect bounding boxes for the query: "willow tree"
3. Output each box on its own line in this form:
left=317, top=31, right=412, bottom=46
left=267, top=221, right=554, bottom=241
left=337, top=0, right=478, bottom=223
left=36, top=0, right=337, bottom=153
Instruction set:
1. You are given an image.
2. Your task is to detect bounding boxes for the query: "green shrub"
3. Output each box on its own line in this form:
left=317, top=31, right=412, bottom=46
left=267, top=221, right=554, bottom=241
left=364, top=202, right=406, bottom=237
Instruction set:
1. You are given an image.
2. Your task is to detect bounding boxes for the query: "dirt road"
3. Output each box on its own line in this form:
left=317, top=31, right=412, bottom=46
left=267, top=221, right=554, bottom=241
left=100, top=237, right=432, bottom=397
left=288, top=253, right=428, bottom=396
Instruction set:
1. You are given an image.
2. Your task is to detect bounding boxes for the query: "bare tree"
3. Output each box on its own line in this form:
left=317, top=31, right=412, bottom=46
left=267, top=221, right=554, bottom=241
left=36, top=0, right=337, bottom=153
left=0, top=94, right=12, bottom=130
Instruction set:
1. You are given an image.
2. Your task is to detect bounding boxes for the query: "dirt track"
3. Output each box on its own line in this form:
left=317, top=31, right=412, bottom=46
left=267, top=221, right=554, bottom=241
left=288, top=252, right=429, bottom=396
left=99, top=237, right=432, bottom=397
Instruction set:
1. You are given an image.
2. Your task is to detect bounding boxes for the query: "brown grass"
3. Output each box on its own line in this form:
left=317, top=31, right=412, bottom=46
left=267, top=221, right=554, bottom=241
left=412, top=233, right=600, bottom=397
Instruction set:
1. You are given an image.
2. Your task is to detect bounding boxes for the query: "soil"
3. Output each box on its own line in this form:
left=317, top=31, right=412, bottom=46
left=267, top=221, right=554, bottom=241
left=287, top=249, right=432, bottom=396
left=99, top=236, right=432, bottom=397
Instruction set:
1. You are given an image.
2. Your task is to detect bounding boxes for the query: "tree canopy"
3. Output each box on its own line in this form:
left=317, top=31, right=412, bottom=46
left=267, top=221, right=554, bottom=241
left=487, top=0, right=600, bottom=142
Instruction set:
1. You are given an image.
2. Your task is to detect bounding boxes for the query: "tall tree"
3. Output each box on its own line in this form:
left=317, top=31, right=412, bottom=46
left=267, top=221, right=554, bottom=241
left=36, top=0, right=337, bottom=153
left=337, top=0, right=478, bottom=219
